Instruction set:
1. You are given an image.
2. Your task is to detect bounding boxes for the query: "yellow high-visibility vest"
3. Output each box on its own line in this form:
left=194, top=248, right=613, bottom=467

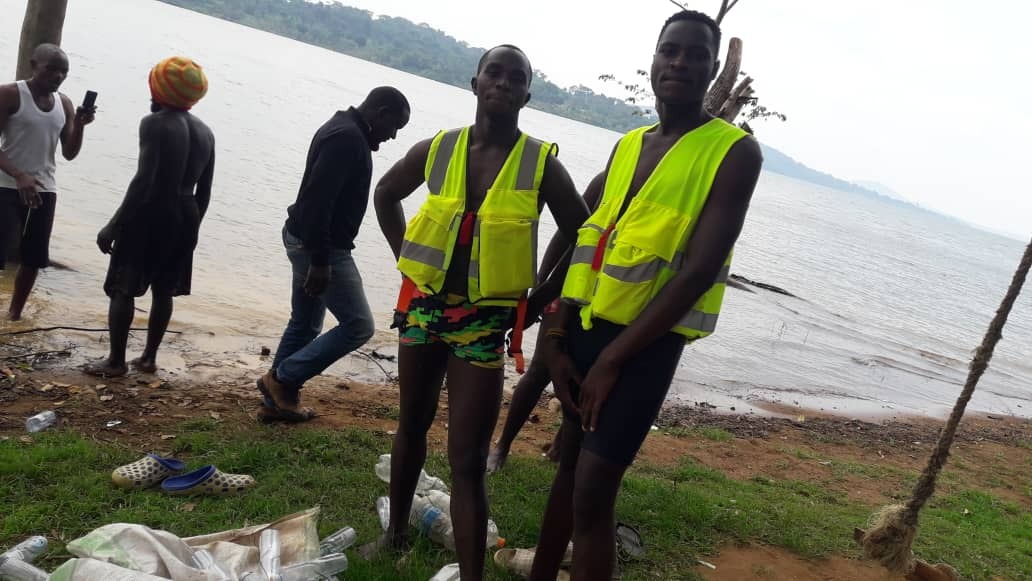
left=561, top=119, right=747, bottom=340
left=397, top=127, right=553, bottom=306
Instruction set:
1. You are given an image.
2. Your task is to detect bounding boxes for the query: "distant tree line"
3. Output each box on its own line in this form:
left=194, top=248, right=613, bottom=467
left=158, top=0, right=655, bottom=132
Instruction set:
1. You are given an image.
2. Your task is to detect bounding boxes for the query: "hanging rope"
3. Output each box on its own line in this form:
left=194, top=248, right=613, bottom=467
left=858, top=236, right=1032, bottom=575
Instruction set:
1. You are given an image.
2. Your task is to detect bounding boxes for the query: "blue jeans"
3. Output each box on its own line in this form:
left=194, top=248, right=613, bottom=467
left=272, top=227, right=375, bottom=388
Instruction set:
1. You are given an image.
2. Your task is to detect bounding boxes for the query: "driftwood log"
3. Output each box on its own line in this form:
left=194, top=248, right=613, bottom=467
left=15, top=0, right=68, bottom=80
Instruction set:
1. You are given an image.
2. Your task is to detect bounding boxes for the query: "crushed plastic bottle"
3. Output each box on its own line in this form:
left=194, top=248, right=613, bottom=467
left=374, top=454, right=449, bottom=494
left=429, top=563, right=461, bottom=581
left=0, top=536, right=47, bottom=564
left=318, top=526, right=356, bottom=555
left=258, top=529, right=282, bottom=581
left=425, top=490, right=505, bottom=549
left=0, top=555, right=48, bottom=581
left=191, top=548, right=231, bottom=580
left=410, top=494, right=455, bottom=550
left=24, top=411, right=56, bottom=433
left=376, top=496, right=391, bottom=531
left=280, top=553, right=348, bottom=580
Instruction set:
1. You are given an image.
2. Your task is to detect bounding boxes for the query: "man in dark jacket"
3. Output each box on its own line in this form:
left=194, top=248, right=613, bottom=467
left=258, top=86, right=410, bottom=422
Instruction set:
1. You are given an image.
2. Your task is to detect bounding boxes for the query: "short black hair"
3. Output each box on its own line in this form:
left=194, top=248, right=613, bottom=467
left=31, top=43, right=66, bottom=63
left=658, top=10, right=721, bottom=51
left=476, top=44, right=532, bottom=81
left=363, top=86, right=409, bottom=114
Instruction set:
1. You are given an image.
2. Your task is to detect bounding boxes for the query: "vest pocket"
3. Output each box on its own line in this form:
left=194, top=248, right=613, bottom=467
left=590, top=200, right=692, bottom=324
left=399, top=196, right=462, bottom=284
left=477, top=216, right=535, bottom=297
left=590, top=244, right=658, bottom=324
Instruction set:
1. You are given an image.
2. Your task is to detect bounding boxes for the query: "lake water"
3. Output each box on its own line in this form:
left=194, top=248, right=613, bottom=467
left=1, top=0, right=1029, bottom=419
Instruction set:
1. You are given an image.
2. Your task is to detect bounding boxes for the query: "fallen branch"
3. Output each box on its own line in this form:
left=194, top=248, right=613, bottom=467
left=0, top=326, right=182, bottom=336
left=1, top=349, right=73, bottom=361
left=356, top=350, right=397, bottom=382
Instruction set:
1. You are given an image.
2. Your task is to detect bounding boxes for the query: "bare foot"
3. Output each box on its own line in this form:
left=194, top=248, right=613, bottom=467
left=130, top=357, right=158, bottom=374
left=487, top=447, right=509, bottom=473
left=84, top=358, right=128, bottom=378
left=357, top=534, right=410, bottom=561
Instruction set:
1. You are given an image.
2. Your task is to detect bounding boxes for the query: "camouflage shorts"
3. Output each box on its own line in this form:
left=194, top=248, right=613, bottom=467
left=395, top=292, right=513, bottom=368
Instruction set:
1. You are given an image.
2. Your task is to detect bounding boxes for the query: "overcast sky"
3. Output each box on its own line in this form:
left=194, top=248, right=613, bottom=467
left=335, top=0, right=1029, bottom=239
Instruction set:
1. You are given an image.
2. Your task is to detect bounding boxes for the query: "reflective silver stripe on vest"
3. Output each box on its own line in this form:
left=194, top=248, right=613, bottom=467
left=400, top=240, right=447, bottom=268
left=602, top=260, right=729, bottom=284
left=678, top=309, right=719, bottom=333
left=427, top=129, right=462, bottom=194
left=568, top=224, right=611, bottom=266
left=516, top=137, right=545, bottom=190
left=570, top=245, right=596, bottom=266
left=469, top=259, right=479, bottom=279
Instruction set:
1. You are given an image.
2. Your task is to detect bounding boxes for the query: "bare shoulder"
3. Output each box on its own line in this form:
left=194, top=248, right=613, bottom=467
left=541, top=151, right=573, bottom=183
left=187, top=113, right=215, bottom=142
left=708, top=134, right=763, bottom=204
left=0, top=83, right=19, bottom=111
left=725, top=134, right=763, bottom=169
left=408, top=136, right=433, bottom=161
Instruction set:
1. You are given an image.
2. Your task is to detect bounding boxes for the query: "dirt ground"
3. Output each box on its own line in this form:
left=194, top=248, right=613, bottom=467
left=1, top=350, right=1029, bottom=580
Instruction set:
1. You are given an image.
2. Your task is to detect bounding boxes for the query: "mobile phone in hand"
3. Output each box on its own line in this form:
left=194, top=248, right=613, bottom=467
left=82, top=90, right=97, bottom=110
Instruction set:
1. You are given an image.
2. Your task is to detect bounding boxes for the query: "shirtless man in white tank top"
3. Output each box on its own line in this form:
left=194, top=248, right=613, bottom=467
left=0, top=43, right=95, bottom=321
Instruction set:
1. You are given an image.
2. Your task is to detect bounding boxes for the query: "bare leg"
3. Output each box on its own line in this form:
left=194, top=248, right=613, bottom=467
left=360, top=342, right=448, bottom=558
left=84, top=291, right=133, bottom=377
left=488, top=355, right=550, bottom=473
left=6, top=266, right=39, bottom=321
left=528, top=415, right=583, bottom=581
left=132, top=293, right=173, bottom=373
left=568, top=450, right=628, bottom=581
left=445, top=356, right=504, bottom=581
left=545, top=422, right=564, bottom=462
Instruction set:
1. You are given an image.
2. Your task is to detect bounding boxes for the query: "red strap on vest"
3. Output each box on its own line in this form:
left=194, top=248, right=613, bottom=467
left=592, top=224, right=615, bottom=271
left=508, top=295, right=529, bottom=374
left=396, top=276, right=417, bottom=313
left=458, top=211, right=476, bottom=246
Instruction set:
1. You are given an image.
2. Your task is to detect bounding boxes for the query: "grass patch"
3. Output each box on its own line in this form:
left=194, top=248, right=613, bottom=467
left=664, top=427, right=734, bottom=442
left=2, top=423, right=1029, bottom=580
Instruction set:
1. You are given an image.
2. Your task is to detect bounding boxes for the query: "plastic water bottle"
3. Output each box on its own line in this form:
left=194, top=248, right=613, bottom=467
left=24, top=411, right=56, bottom=433
left=410, top=495, right=455, bottom=550
left=318, top=527, right=356, bottom=555
left=425, top=490, right=505, bottom=549
left=280, top=553, right=348, bottom=580
left=1, top=536, right=47, bottom=563
left=485, top=520, right=505, bottom=550
left=0, top=555, right=48, bottom=581
left=376, top=496, right=391, bottom=531
left=429, top=563, right=461, bottom=581
left=374, top=454, right=449, bottom=494
left=258, top=529, right=282, bottom=581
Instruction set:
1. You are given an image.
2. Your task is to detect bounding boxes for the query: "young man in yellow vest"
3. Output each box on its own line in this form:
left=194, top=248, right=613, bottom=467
left=528, top=11, right=763, bottom=581
left=369, top=45, right=589, bottom=579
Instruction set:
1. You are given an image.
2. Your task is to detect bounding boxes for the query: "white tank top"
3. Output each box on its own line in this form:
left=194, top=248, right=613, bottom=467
left=0, top=81, right=66, bottom=192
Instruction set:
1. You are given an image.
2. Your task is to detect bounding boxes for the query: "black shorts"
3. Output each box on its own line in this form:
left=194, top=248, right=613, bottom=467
left=0, top=187, right=56, bottom=270
left=103, top=196, right=200, bottom=298
left=564, top=318, right=686, bottom=466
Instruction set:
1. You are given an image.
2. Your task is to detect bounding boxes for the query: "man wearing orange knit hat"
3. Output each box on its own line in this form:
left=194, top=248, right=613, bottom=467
left=86, top=57, right=215, bottom=378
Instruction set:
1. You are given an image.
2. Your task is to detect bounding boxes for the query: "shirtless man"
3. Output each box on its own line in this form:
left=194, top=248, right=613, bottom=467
left=367, top=45, right=589, bottom=580
left=85, top=57, right=214, bottom=377
left=529, top=11, right=763, bottom=580
left=0, top=44, right=94, bottom=320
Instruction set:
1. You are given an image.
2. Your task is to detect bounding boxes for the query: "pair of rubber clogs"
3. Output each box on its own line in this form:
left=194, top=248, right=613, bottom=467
left=111, top=453, right=255, bottom=496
